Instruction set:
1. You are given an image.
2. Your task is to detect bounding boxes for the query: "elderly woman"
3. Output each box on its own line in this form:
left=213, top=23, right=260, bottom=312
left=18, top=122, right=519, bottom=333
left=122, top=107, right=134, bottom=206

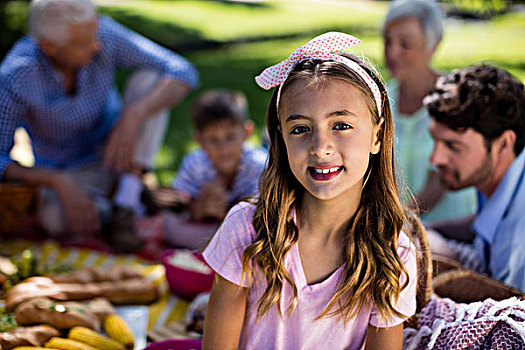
left=383, top=0, right=477, bottom=222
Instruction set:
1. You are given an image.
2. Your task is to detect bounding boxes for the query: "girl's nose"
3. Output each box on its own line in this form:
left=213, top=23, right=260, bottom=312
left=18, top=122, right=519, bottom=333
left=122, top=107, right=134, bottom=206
left=310, top=130, right=334, bottom=157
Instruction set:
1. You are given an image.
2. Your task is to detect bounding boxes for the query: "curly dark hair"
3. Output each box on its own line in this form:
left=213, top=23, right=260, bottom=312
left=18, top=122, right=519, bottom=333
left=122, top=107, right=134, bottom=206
left=424, top=64, right=525, bottom=155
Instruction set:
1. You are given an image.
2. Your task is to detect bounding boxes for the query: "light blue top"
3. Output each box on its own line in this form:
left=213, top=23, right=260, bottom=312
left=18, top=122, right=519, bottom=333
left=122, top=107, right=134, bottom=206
left=472, top=149, right=525, bottom=290
left=387, top=80, right=477, bottom=222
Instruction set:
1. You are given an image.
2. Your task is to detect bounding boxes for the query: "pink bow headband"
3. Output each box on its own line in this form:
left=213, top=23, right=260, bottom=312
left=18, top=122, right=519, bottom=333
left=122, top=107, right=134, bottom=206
left=255, top=32, right=382, bottom=117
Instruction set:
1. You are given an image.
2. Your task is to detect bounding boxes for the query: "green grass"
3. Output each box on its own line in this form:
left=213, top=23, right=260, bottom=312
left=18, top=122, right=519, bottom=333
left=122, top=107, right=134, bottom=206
left=99, top=0, right=387, bottom=47
left=145, top=2, right=525, bottom=183
left=3, top=0, right=525, bottom=184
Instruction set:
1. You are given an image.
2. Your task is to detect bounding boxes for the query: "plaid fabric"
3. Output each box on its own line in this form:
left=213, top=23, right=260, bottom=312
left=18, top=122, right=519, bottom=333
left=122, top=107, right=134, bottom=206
left=172, top=145, right=267, bottom=207
left=404, top=297, right=525, bottom=349
left=0, top=16, right=199, bottom=177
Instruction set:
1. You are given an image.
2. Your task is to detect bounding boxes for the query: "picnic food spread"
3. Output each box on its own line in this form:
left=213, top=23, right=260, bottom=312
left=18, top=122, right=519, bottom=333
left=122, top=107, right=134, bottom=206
left=0, top=252, right=160, bottom=350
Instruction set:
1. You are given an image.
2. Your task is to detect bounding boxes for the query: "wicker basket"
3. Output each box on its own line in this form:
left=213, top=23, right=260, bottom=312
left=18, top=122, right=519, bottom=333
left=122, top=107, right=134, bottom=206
left=433, top=269, right=524, bottom=303
left=0, top=183, right=36, bottom=234
left=432, top=255, right=465, bottom=278
left=416, top=226, right=433, bottom=312
left=405, top=225, right=433, bottom=328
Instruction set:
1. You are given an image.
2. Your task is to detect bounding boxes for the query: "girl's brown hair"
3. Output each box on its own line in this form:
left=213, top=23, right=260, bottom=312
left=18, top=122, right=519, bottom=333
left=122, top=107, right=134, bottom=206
left=242, top=53, right=425, bottom=323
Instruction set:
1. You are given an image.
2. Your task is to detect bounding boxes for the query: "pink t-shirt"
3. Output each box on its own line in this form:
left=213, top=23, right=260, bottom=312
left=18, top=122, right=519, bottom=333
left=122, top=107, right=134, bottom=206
left=203, top=202, right=417, bottom=350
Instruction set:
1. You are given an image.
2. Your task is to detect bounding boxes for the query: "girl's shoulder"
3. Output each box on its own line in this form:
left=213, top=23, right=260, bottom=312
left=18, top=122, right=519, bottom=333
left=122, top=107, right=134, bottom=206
left=398, top=230, right=412, bottom=246
left=225, top=201, right=257, bottom=223
left=203, top=202, right=258, bottom=287
left=397, top=230, right=417, bottom=262
left=218, top=201, right=258, bottom=241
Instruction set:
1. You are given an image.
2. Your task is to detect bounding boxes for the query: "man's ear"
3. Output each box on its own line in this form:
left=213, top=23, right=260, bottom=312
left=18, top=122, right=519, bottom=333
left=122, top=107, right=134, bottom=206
left=425, top=39, right=441, bottom=61
left=193, top=130, right=202, bottom=146
left=243, top=120, right=255, bottom=140
left=496, top=130, right=517, bottom=155
left=39, top=39, right=58, bottom=58
left=371, top=117, right=384, bottom=155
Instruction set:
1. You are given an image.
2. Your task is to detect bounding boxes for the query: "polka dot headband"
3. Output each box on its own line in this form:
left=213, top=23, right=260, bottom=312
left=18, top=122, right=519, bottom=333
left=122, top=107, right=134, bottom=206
left=255, top=32, right=382, bottom=117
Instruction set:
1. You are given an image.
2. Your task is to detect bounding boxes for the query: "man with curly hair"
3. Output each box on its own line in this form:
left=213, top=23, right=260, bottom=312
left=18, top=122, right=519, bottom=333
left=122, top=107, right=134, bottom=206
left=424, top=64, right=525, bottom=290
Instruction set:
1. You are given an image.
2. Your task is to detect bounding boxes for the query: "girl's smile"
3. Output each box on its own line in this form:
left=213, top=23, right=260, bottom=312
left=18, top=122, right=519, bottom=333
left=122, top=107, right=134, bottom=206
left=279, top=79, right=382, bottom=203
left=308, top=165, right=344, bottom=181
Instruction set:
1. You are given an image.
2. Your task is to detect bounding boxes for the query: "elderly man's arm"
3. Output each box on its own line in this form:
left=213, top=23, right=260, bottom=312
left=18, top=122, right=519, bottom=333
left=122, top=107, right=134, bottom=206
left=98, top=17, right=199, bottom=172
left=103, top=78, right=192, bottom=171
left=0, top=78, right=101, bottom=236
left=426, top=215, right=476, bottom=242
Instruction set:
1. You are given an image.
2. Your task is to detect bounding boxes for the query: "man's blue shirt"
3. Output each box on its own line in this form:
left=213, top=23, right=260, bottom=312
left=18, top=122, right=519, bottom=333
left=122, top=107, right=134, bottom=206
left=0, top=16, right=199, bottom=177
left=473, top=149, right=525, bottom=290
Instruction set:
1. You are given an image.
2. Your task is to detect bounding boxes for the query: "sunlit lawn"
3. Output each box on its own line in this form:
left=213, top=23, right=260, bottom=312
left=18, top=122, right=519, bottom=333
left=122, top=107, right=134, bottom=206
left=4, top=0, right=525, bottom=183
left=119, top=1, right=523, bottom=184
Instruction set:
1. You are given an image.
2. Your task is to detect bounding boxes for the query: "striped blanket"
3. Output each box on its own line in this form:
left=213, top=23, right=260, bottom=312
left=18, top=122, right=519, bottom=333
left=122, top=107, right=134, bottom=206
left=0, top=239, right=190, bottom=331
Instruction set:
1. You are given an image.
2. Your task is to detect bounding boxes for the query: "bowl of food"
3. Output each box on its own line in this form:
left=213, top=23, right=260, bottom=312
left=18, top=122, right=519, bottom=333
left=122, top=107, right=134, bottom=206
left=161, top=250, right=215, bottom=300
left=144, top=338, right=202, bottom=350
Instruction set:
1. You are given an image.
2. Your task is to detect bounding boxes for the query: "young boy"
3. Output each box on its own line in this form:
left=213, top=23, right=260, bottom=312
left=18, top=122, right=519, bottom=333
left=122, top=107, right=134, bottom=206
left=163, top=89, right=267, bottom=249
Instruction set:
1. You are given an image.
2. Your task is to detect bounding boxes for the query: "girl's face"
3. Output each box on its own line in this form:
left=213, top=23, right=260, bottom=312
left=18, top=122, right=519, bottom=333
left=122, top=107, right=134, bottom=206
left=279, top=79, right=382, bottom=204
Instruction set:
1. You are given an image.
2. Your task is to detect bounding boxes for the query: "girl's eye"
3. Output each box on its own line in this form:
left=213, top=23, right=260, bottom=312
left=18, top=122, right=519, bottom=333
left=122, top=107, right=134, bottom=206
left=290, top=125, right=310, bottom=134
left=333, top=122, right=352, bottom=130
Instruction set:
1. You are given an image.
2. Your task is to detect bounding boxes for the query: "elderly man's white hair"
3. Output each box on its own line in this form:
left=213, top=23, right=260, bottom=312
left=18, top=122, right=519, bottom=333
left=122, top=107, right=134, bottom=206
left=28, top=0, right=96, bottom=46
left=383, top=0, right=444, bottom=51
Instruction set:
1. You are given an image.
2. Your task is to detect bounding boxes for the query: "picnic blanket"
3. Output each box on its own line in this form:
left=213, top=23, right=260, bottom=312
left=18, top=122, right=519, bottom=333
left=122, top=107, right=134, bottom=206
left=0, top=238, right=190, bottom=331
left=404, top=296, right=525, bottom=349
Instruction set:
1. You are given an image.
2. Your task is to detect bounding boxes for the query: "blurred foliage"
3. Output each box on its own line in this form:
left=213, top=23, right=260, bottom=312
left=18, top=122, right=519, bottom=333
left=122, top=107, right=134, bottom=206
left=98, top=0, right=386, bottom=50
left=443, top=0, right=511, bottom=19
left=0, top=1, right=28, bottom=60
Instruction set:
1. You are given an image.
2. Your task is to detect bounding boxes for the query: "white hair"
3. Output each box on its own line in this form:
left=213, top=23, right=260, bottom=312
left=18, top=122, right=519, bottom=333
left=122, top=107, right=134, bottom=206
left=383, top=0, right=444, bottom=51
left=28, top=0, right=96, bottom=45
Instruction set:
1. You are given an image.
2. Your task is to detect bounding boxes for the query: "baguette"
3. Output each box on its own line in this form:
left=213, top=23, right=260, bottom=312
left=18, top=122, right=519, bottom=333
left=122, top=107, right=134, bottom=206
left=0, top=325, right=59, bottom=349
left=6, top=274, right=159, bottom=312
left=5, top=278, right=65, bottom=313
left=14, top=298, right=100, bottom=331
left=47, top=266, right=142, bottom=284
left=97, top=278, right=159, bottom=305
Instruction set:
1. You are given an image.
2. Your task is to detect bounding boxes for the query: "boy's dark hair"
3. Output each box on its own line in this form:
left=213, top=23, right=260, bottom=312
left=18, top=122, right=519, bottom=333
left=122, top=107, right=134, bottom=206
left=424, top=64, right=525, bottom=155
left=191, top=89, right=248, bottom=131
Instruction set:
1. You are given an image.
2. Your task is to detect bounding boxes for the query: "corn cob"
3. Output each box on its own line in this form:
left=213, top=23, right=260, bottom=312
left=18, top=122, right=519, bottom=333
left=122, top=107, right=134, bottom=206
left=12, top=348, right=55, bottom=350
left=68, top=326, right=124, bottom=350
left=103, top=314, right=135, bottom=349
left=45, top=336, right=99, bottom=350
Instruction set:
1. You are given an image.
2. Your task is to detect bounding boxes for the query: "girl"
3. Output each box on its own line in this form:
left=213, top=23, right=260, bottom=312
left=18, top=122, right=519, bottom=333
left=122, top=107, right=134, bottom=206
left=202, top=32, right=425, bottom=350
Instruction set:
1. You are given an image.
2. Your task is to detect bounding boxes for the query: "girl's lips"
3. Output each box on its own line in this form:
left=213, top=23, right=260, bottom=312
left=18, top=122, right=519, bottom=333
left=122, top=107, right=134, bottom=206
left=308, top=166, right=343, bottom=181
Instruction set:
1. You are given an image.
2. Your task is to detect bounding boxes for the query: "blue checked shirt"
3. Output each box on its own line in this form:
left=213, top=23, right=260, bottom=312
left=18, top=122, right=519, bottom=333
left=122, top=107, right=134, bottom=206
left=0, top=16, right=199, bottom=178
left=172, top=145, right=267, bottom=207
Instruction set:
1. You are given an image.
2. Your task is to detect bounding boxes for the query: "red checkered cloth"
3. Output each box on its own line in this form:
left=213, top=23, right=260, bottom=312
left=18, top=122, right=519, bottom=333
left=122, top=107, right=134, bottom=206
left=404, top=297, right=525, bottom=349
left=135, top=213, right=169, bottom=261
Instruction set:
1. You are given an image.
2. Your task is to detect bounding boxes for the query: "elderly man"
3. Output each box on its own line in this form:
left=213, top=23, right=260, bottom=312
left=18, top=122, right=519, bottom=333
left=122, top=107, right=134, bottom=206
left=424, top=64, right=525, bottom=290
left=0, top=0, right=199, bottom=252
